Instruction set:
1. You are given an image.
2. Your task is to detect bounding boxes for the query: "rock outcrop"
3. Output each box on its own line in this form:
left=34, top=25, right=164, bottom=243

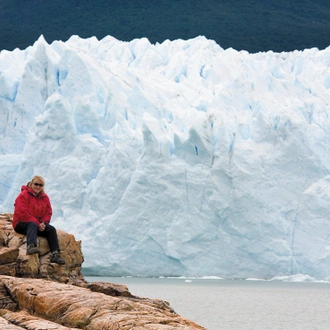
left=0, top=214, right=205, bottom=329
left=0, top=214, right=84, bottom=284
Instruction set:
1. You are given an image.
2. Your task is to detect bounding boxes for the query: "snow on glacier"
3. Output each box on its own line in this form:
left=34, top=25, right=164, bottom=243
left=1, top=35, right=330, bottom=279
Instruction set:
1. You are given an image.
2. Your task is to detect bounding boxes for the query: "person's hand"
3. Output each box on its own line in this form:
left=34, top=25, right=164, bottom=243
left=39, top=222, right=46, bottom=231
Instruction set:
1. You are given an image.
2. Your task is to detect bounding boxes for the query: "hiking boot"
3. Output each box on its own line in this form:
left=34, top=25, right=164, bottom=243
left=51, top=253, right=66, bottom=265
left=27, top=244, right=40, bottom=255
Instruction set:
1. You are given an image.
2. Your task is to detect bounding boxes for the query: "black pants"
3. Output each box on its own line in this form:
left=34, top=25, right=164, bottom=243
left=14, top=222, right=60, bottom=253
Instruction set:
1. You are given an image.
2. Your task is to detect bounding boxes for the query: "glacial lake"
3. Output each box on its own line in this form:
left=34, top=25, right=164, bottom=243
left=85, top=276, right=330, bottom=330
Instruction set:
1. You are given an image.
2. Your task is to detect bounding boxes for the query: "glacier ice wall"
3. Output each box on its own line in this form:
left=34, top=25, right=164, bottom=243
left=1, top=35, right=330, bottom=279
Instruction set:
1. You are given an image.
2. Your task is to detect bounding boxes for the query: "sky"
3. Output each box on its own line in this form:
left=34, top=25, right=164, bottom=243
left=1, top=0, right=330, bottom=53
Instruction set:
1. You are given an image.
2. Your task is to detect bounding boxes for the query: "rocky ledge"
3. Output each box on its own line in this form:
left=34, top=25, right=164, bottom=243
left=0, top=214, right=205, bottom=329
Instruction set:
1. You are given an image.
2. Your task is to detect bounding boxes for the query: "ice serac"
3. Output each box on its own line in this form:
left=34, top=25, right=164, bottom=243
left=1, top=35, right=330, bottom=279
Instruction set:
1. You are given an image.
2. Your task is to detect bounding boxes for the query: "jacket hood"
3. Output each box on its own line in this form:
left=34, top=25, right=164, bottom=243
left=20, top=185, right=29, bottom=192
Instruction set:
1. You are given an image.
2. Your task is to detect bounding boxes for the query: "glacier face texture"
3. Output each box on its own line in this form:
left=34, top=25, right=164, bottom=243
left=1, top=35, right=330, bottom=279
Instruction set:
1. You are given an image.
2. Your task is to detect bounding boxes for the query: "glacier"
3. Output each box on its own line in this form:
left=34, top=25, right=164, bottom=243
left=1, top=35, right=330, bottom=279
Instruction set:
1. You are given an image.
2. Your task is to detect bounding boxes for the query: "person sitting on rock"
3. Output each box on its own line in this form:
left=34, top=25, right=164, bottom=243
left=12, top=175, right=65, bottom=265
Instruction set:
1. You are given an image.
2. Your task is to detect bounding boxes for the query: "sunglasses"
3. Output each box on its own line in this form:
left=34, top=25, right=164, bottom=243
left=33, top=183, right=43, bottom=187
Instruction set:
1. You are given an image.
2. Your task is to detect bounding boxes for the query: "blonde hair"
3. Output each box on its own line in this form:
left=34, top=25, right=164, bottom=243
left=30, top=175, right=46, bottom=192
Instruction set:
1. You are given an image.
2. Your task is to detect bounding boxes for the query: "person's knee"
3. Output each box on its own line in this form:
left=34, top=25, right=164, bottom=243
left=28, top=222, right=39, bottom=230
left=45, top=224, right=56, bottom=233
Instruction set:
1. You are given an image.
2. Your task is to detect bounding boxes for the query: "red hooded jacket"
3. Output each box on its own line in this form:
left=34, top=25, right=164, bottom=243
left=12, top=185, right=53, bottom=229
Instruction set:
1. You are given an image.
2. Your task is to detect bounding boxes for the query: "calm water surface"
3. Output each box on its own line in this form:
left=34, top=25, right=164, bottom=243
left=85, top=276, right=330, bottom=330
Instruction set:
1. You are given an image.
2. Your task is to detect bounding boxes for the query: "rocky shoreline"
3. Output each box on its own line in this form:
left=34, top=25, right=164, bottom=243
left=0, top=214, right=205, bottom=329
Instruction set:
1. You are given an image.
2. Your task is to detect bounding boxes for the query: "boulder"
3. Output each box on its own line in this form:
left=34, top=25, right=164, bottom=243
left=0, top=214, right=205, bottom=329
left=0, top=214, right=84, bottom=284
